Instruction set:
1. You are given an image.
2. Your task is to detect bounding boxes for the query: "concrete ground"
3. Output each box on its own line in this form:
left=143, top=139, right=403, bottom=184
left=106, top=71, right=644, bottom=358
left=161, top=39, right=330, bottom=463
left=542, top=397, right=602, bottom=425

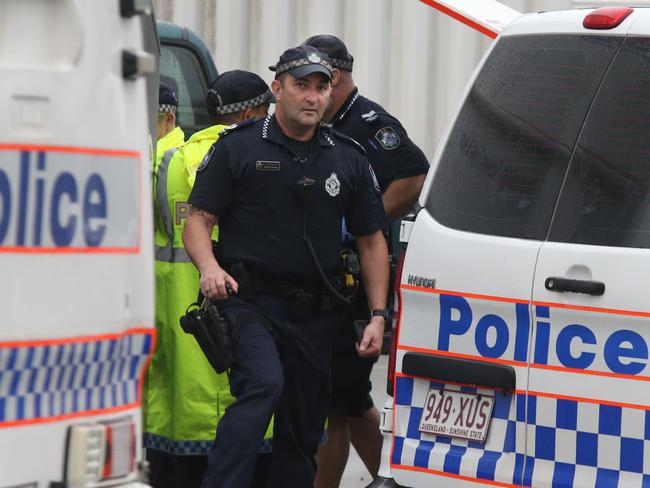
left=339, top=355, right=389, bottom=488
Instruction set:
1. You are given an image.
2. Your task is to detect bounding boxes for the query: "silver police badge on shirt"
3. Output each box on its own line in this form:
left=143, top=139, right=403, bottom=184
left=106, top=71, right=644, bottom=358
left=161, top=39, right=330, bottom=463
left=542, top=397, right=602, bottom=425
left=375, top=127, right=401, bottom=150
left=325, top=172, right=340, bottom=197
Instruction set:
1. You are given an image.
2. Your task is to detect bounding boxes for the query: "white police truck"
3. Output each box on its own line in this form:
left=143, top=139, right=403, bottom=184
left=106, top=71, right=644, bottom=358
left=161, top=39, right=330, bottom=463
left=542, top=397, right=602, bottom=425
left=373, top=3, right=650, bottom=487
left=0, top=1, right=158, bottom=486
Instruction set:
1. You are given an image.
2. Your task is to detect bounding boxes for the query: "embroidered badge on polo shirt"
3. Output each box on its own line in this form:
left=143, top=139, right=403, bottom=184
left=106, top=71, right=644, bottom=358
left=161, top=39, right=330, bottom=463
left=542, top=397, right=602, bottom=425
left=256, top=160, right=281, bottom=171
left=375, top=127, right=401, bottom=150
left=325, top=172, right=340, bottom=197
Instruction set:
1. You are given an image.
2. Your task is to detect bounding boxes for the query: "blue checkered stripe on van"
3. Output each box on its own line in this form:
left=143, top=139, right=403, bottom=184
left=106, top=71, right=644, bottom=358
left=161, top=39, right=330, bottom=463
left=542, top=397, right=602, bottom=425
left=392, top=376, right=650, bottom=487
left=0, top=331, right=153, bottom=425
left=392, top=375, right=524, bottom=484
left=526, top=395, right=650, bottom=487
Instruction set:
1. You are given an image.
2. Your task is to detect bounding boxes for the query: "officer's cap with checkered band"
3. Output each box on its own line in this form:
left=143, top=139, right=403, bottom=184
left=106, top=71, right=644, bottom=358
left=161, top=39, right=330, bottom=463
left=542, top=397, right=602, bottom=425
left=206, top=70, right=275, bottom=116
left=269, top=45, right=332, bottom=80
left=159, top=81, right=178, bottom=114
left=301, top=35, right=354, bottom=72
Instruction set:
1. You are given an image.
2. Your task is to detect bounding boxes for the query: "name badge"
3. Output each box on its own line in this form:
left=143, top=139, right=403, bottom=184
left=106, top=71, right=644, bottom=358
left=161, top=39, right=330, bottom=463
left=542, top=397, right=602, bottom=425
left=256, top=160, right=281, bottom=171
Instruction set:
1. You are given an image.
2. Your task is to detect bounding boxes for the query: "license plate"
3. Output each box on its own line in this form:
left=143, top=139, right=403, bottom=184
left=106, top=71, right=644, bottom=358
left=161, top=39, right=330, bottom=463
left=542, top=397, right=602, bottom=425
left=418, top=388, right=495, bottom=442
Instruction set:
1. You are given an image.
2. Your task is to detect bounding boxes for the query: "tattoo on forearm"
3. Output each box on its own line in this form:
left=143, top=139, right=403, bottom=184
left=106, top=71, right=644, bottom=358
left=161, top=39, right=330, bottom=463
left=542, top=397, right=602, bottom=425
left=190, top=207, right=217, bottom=224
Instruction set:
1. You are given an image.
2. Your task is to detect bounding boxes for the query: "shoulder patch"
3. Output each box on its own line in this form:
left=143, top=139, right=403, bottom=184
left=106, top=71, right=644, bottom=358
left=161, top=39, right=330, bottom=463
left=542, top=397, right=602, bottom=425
left=375, top=126, right=401, bottom=150
left=218, top=117, right=256, bottom=137
left=197, top=145, right=215, bottom=172
left=331, top=129, right=366, bottom=155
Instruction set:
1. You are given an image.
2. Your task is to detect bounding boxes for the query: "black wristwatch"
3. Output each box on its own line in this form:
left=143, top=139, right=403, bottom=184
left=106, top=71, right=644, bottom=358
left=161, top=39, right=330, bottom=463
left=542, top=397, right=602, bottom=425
left=370, top=309, right=388, bottom=322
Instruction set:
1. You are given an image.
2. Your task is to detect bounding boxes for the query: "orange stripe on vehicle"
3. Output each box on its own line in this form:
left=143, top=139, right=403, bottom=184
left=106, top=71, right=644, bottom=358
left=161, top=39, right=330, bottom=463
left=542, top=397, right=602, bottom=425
left=0, top=327, right=155, bottom=349
left=391, top=463, right=524, bottom=487
left=419, top=0, right=498, bottom=39
left=0, top=403, right=141, bottom=429
left=400, top=284, right=528, bottom=304
left=390, top=285, right=405, bottom=465
left=0, top=246, right=140, bottom=254
left=529, top=390, right=650, bottom=411
left=0, top=144, right=140, bottom=158
left=401, top=284, right=650, bottom=318
left=532, top=300, right=650, bottom=318
left=530, top=362, right=650, bottom=382
left=397, top=344, right=650, bottom=383
left=136, top=149, right=144, bottom=252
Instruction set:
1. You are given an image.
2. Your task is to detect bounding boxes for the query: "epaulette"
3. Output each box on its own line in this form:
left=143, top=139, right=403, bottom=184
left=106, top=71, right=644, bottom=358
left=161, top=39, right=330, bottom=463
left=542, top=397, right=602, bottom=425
left=330, top=128, right=366, bottom=155
left=218, top=117, right=256, bottom=137
left=360, top=109, right=399, bottom=127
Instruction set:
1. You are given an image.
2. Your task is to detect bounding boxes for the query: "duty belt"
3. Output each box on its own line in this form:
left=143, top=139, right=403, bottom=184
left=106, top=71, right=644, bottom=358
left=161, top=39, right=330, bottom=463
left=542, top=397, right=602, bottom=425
left=227, top=263, right=346, bottom=313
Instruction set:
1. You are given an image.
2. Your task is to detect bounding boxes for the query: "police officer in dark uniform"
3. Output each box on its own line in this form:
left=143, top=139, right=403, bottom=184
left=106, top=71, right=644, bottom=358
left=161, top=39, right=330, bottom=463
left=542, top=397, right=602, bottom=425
left=183, top=45, right=389, bottom=488
left=301, top=35, right=430, bottom=488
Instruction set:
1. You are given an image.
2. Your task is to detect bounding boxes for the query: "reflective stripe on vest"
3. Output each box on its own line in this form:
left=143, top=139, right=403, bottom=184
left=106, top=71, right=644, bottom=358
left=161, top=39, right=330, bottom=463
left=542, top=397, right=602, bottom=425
left=155, top=147, right=191, bottom=263
left=154, top=244, right=191, bottom=263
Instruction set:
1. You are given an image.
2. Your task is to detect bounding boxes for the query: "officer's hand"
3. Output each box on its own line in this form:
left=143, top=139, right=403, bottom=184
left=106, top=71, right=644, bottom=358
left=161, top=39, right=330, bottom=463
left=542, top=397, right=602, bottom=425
left=200, top=265, right=239, bottom=300
left=356, top=317, right=384, bottom=358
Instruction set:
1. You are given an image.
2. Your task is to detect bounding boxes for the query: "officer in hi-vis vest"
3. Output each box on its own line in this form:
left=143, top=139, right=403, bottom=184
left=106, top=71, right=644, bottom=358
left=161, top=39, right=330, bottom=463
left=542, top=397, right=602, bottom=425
left=145, top=71, right=274, bottom=488
left=155, top=81, right=185, bottom=173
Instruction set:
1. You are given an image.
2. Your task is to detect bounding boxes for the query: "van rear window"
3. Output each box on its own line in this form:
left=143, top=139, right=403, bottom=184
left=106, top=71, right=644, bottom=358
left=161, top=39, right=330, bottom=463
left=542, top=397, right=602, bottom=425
left=426, top=36, right=621, bottom=240
left=160, top=44, right=211, bottom=134
left=548, top=38, right=650, bottom=248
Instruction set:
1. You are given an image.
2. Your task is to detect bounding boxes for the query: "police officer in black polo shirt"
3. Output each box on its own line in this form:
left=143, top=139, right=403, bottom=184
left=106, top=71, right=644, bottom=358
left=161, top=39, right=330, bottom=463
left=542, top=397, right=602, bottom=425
left=301, top=35, right=430, bottom=488
left=183, top=45, right=389, bottom=488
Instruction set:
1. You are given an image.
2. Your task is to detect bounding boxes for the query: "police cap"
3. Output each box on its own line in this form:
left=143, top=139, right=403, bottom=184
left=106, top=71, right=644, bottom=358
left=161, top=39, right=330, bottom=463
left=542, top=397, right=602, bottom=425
left=269, top=45, right=332, bottom=80
left=206, top=70, right=275, bottom=116
left=159, top=81, right=178, bottom=113
left=301, top=34, right=354, bottom=72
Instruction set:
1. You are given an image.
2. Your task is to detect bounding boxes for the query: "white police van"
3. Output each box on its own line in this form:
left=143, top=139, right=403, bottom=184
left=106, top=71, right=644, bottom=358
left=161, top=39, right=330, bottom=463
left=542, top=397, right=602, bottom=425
left=0, top=1, right=158, bottom=486
left=374, top=4, right=650, bottom=487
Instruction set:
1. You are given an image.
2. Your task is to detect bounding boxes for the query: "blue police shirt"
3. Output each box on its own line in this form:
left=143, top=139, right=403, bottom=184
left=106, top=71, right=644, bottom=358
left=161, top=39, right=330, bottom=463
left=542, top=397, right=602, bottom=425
left=188, top=114, right=387, bottom=283
left=332, top=88, right=429, bottom=192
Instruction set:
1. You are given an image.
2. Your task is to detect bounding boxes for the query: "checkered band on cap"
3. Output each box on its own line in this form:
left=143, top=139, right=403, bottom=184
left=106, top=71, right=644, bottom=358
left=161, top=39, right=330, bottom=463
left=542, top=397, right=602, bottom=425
left=275, top=56, right=333, bottom=76
left=211, top=89, right=274, bottom=115
left=329, top=58, right=353, bottom=71
left=159, top=103, right=177, bottom=114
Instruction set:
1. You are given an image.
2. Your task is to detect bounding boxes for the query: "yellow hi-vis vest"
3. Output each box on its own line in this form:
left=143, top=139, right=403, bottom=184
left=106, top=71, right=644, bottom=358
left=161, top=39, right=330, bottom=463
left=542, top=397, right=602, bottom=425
left=154, top=126, right=185, bottom=174
left=144, top=125, right=272, bottom=455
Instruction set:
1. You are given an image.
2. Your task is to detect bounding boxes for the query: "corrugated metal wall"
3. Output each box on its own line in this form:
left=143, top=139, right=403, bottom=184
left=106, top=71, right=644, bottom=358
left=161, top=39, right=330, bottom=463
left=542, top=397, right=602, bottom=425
left=154, top=0, right=574, bottom=161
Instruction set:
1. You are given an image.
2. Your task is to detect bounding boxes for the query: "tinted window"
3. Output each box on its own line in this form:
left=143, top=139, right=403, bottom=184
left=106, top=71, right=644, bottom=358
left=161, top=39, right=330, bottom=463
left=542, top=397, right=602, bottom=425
left=549, top=38, right=650, bottom=248
left=426, top=36, right=621, bottom=240
left=160, top=44, right=211, bottom=134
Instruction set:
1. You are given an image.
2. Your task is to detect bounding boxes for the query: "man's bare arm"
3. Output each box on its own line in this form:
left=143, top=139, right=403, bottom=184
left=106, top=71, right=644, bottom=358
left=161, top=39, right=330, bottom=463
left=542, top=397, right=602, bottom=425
left=382, top=174, right=426, bottom=223
left=182, top=207, right=238, bottom=299
left=355, top=230, right=389, bottom=358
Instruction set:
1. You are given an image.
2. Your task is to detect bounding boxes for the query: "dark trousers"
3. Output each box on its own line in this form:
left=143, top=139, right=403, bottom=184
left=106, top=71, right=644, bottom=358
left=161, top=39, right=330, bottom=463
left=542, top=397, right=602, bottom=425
left=147, top=449, right=271, bottom=488
left=201, top=294, right=334, bottom=488
left=148, top=450, right=206, bottom=488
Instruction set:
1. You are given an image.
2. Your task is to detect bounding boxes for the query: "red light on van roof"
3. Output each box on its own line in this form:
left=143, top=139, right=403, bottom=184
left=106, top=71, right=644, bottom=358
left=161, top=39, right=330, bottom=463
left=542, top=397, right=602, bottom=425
left=584, top=7, right=633, bottom=30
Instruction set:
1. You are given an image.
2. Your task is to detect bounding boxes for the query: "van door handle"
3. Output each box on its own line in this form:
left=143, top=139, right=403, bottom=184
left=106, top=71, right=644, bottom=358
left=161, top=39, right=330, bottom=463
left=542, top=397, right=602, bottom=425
left=545, top=277, right=605, bottom=296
